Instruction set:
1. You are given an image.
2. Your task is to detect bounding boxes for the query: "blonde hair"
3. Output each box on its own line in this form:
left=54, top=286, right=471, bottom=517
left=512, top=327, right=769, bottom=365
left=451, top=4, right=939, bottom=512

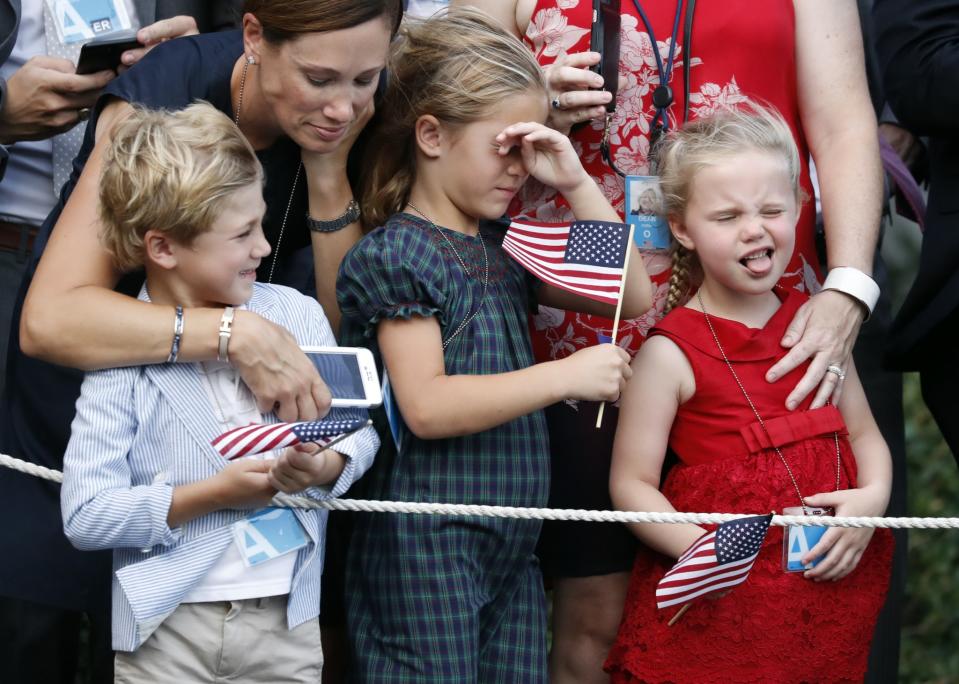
left=657, top=104, right=803, bottom=312
left=99, top=102, right=263, bottom=271
left=361, top=7, right=548, bottom=227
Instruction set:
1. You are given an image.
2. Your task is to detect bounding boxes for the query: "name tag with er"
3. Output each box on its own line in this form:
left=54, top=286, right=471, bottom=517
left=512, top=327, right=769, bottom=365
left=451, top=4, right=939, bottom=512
left=45, top=0, right=135, bottom=44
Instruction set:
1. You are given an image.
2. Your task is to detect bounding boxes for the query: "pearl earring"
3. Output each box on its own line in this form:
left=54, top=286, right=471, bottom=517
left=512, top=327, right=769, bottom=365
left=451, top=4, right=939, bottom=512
left=246, top=55, right=256, bottom=65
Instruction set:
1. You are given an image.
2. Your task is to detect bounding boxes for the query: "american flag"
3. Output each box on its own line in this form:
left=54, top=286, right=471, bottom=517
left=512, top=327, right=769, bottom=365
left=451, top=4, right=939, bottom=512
left=211, top=416, right=370, bottom=460
left=656, top=513, right=773, bottom=609
left=502, top=219, right=630, bottom=305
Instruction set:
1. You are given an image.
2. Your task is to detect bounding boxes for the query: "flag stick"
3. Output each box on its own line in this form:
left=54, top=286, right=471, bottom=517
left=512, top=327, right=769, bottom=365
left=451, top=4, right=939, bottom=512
left=596, top=223, right=636, bottom=429
left=667, top=603, right=692, bottom=627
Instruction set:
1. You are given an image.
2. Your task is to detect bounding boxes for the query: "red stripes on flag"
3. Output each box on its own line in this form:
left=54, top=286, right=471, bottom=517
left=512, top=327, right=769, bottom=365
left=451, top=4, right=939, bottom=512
left=655, top=530, right=763, bottom=610
left=212, top=423, right=306, bottom=460
left=502, top=220, right=625, bottom=305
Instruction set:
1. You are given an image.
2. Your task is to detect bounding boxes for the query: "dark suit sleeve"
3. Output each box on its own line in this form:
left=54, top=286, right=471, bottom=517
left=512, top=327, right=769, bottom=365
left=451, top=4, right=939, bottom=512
left=0, top=76, right=6, bottom=180
left=874, top=0, right=959, bottom=137
left=206, top=1, right=241, bottom=31
left=153, top=0, right=240, bottom=32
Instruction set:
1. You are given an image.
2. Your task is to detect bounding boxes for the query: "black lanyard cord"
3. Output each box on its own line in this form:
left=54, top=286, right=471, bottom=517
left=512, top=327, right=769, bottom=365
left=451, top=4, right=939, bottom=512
left=601, top=0, right=696, bottom=178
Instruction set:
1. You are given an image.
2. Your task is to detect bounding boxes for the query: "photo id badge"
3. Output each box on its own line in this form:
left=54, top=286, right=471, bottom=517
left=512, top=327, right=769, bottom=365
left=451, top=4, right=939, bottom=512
left=232, top=507, right=309, bottom=567
left=782, top=506, right=829, bottom=572
left=625, top=175, right=671, bottom=250
left=45, top=0, right=135, bottom=44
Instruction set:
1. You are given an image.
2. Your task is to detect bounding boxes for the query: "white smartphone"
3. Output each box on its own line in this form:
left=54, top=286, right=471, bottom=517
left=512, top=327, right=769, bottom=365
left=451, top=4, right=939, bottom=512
left=301, top=346, right=382, bottom=408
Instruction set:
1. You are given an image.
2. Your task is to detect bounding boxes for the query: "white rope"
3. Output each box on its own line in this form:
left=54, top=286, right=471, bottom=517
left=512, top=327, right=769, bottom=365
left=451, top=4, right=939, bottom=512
left=4, top=452, right=958, bottom=530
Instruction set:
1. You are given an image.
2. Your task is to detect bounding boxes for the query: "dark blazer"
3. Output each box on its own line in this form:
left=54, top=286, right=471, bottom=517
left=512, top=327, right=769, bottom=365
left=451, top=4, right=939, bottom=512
left=875, top=0, right=959, bottom=369
left=0, top=1, right=240, bottom=611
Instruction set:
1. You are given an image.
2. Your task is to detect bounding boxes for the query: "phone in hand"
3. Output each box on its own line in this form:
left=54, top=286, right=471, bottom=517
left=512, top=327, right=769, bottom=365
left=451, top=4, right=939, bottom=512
left=76, top=30, right=141, bottom=75
left=302, top=346, right=382, bottom=408
left=589, top=0, right=621, bottom=112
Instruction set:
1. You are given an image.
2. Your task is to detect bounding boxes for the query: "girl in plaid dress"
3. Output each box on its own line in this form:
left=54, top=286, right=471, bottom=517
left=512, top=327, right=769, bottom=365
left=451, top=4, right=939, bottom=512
left=336, top=9, right=652, bottom=683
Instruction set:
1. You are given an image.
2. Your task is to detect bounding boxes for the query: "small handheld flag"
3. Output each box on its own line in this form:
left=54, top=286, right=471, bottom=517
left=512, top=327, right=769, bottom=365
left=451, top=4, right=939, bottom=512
left=212, top=417, right=370, bottom=460
left=503, top=219, right=630, bottom=305
left=656, top=513, right=773, bottom=610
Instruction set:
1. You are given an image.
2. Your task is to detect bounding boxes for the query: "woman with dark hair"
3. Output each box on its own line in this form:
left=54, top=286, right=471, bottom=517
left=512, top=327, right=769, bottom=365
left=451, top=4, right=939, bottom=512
left=0, top=0, right=400, bottom=680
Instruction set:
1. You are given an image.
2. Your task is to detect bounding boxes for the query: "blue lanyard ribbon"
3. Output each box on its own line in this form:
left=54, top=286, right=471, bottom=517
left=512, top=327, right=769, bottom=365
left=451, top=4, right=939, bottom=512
left=631, top=0, right=685, bottom=140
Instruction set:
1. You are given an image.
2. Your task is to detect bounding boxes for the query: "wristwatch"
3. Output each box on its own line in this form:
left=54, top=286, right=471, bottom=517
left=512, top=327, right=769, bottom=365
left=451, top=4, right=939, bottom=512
left=306, top=199, right=361, bottom=233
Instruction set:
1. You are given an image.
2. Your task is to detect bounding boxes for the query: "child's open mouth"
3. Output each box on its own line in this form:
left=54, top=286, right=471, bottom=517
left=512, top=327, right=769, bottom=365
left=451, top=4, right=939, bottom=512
left=740, top=249, right=773, bottom=275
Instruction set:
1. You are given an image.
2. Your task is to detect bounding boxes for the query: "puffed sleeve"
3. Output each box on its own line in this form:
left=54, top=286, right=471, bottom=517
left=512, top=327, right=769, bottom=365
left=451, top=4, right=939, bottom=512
left=337, top=221, right=450, bottom=339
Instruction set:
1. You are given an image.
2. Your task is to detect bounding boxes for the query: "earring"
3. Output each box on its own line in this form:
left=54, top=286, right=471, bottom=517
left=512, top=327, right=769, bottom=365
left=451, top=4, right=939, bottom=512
left=246, top=55, right=256, bottom=65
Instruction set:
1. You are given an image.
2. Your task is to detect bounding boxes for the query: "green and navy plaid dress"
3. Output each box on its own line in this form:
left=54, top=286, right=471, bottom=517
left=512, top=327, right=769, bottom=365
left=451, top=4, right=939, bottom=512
left=337, top=213, right=549, bottom=683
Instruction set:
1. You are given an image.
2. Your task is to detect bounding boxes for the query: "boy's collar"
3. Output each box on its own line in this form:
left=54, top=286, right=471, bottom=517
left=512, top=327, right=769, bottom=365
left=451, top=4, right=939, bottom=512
left=138, top=282, right=272, bottom=314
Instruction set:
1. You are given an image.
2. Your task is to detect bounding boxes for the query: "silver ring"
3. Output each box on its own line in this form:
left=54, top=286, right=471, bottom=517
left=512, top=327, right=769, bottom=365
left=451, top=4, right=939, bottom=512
left=826, top=364, right=846, bottom=381
left=77, top=107, right=91, bottom=122
left=551, top=97, right=563, bottom=110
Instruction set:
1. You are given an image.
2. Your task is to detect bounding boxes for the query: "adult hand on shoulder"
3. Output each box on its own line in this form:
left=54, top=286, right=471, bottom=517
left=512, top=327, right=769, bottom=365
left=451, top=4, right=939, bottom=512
left=544, top=51, right=614, bottom=134
left=229, top=310, right=333, bottom=422
left=800, top=485, right=888, bottom=582
left=0, top=56, right=113, bottom=144
left=119, top=15, right=200, bottom=68
left=765, top=290, right=863, bottom=410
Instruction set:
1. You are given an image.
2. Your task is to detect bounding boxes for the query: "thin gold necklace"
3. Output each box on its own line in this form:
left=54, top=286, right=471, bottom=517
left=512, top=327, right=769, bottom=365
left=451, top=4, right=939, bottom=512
left=696, top=289, right=841, bottom=514
left=406, top=202, right=489, bottom=349
left=235, top=58, right=301, bottom=284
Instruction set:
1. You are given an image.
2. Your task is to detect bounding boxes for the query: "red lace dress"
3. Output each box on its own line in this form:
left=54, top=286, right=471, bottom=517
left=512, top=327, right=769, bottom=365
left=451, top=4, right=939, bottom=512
left=604, top=290, right=893, bottom=684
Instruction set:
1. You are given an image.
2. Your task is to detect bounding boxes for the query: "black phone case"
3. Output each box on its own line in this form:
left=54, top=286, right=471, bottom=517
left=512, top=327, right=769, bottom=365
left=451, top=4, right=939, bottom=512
left=76, top=35, right=141, bottom=74
left=590, top=0, right=621, bottom=112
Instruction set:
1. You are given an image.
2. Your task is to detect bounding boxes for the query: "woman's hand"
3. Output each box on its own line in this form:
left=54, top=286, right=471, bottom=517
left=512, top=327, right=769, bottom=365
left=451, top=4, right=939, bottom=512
left=765, top=290, right=864, bottom=410
left=800, top=484, right=890, bottom=582
left=543, top=51, right=614, bottom=134
left=496, top=121, right=591, bottom=195
left=229, top=310, right=332, bottom=422
left=301, top=99, right=376, bottom=181
left=268, top=443, right=346, bottom=493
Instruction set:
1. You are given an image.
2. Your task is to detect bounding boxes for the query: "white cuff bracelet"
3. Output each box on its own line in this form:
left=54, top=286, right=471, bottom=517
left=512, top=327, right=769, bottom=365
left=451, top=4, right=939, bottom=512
left=822, top=267, right=880, bottom=319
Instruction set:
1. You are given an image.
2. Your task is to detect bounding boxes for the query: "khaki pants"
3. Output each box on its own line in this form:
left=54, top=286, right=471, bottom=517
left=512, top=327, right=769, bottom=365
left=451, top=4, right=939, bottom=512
left=115, top=596, right=323, bottom=683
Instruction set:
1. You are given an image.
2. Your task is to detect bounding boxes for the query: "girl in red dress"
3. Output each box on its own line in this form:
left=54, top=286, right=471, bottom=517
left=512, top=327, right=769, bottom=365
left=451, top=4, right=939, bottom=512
left=605, top=106, right=892, bottom=684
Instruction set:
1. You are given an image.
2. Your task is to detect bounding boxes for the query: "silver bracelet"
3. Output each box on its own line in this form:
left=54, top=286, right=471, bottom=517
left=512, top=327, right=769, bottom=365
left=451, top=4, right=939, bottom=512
left=167, top=306, right=184, bottom=363
left=821, top=267, right=880, bottom=321
left=218, top=306, right=235, bottom=363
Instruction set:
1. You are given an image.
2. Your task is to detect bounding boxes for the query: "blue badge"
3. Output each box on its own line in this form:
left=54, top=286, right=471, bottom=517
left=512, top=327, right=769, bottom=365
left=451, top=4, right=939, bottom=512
left=625, top=175, right=671, bottom=250
left=47, top=0, right=134, bottom=44
left=782, top=506, right=829, bottom=572
left=232, top=507, right=309, bottom=567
